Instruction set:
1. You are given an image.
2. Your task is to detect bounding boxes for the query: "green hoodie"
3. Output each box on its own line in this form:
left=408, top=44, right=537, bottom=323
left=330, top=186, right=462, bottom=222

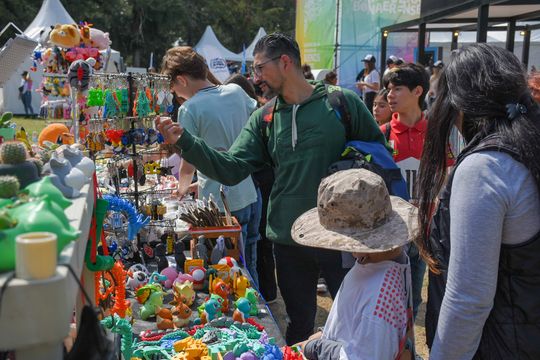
left=175, top=81, right=386, bottom=246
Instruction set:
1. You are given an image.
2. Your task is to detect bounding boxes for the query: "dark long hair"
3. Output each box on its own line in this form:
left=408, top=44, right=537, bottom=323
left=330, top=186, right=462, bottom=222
left=416, top=43, right=540, bottom=273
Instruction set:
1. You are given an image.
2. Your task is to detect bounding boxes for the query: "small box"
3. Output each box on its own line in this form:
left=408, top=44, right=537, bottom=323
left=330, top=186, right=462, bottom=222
left=189, top=216, right=242, bottom=261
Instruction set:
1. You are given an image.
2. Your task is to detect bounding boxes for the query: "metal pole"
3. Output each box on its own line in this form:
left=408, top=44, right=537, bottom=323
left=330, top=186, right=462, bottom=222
left=418, top=23, right=426, bottom=65
left=522, top=28, right=531, bottom=70
left=506, top=19, right=516, bottom=52
left=333, top=0, right=340, bottom=71
left=477, top=4, right=489, bottom=43
left=380, top=31, right=388, bottom=80
left=451, top=31, right=459, bottom=50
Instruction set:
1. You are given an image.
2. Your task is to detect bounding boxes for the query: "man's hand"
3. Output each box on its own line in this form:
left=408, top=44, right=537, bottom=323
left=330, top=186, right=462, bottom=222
left=155, top=116, right=184, bottom=145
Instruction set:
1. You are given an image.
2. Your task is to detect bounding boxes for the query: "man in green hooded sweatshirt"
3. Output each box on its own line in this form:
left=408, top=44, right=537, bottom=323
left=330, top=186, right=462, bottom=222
left=157, top=33, right=386, bottom=345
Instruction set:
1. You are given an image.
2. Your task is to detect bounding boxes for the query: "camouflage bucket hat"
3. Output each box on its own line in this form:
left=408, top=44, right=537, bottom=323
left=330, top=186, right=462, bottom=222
left=291, top=169, right=418, bottom=253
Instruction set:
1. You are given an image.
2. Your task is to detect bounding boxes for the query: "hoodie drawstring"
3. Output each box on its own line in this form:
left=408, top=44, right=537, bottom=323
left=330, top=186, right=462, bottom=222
left=291, top=104, right=299, bottom=151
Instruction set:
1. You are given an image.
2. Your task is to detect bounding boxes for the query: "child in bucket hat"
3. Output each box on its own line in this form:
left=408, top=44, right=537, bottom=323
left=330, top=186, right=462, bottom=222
left=291, top=168, right=418, bottom=360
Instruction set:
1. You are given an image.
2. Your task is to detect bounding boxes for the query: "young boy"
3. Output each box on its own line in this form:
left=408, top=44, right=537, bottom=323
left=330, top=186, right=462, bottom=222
left=291, top=168, right=418, bottom=359
left=381, top=64, right=454, bottom=318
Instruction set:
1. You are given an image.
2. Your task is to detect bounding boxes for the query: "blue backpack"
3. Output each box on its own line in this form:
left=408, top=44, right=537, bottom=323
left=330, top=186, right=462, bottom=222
left=261, top=85, right=410, bottom=201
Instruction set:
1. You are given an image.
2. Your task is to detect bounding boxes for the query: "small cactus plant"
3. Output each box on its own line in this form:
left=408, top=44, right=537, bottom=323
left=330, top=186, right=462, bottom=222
left=0, top=141, right=27, bottom=164
left=0, top=175, right=20, bottom=198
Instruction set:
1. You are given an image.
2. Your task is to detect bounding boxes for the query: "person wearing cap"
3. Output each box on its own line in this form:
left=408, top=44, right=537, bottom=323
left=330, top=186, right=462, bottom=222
left=19, top=71, right=35, bottom=116
left=356, top=54, right=380, bottom=115
left=427, top=60, right=444, bottom=107
left=383, top=55, right=399, bottom=77
left=291, top=168, right=417, bottom=359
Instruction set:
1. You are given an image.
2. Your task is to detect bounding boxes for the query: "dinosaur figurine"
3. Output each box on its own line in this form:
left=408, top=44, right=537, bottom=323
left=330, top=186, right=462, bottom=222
left=244, top=288, right=259, bottom=316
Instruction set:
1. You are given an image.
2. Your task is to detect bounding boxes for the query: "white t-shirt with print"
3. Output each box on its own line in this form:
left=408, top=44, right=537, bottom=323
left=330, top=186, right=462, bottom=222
left=363, top=69, right=379, bottom=94
left=323, top=259, right=412, bottom=360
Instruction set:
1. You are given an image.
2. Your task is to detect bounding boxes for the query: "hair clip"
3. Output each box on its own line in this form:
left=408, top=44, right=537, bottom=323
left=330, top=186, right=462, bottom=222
left=505, top=102, right=527, bottom=121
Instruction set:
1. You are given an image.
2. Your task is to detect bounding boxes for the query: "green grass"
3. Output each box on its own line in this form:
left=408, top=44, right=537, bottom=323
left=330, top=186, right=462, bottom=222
left=11, top=116, right=48, bottom=136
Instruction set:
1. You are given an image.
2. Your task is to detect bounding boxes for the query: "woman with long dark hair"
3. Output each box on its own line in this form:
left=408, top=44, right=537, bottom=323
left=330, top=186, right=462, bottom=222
left=416, top=43, right=540, bottom=358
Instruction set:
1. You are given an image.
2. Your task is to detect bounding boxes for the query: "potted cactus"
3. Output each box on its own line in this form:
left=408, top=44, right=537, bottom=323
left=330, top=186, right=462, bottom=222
left=0, top=141, right=40, bottom=187
left=0, top=112, right=16, bottom=143
left=0, top=175, right=20, bottom=199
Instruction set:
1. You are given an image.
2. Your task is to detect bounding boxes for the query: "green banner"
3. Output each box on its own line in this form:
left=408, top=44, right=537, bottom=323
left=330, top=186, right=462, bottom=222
left=295, top=0, right=337, bottom=69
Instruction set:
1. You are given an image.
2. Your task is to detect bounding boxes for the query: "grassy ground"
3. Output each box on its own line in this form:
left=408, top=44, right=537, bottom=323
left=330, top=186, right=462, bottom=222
left=11, top=116, right=48, bottom=135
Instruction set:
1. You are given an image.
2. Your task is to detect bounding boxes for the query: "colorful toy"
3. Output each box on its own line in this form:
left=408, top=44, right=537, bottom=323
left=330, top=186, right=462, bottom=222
left=173, top=337, right=209, bottom=358
left=218, top=256, right=241, bottom=276
left=190, top=266, right=206, bottom=290
left=110, top=261, right=131, bottom=318
left=233, top=297, right=251, bottom=323
left=199, top=297, right=222, bottom=325
left=129, top=263, right=149, bottom=275
left=233, top=271, right=251, bottom=299
left=156, top=307, right=175, bottom=330
left=148, top=271, right=168, bottom=285
left=172, top=301, right=192, bottom=328
left=209, top=277, right=231, bottom=312
left=161, top=266, right=178, bottom=288
left=136, top=283, right=164, bottom=320
left=172, top=281, right=196, bottom=307
left=244, top=288, right=259, bottom=316
left=126, top=270, right=148, bottom=290
left=38, top=123, right=72, bottom=146
left=89, top=27, right=111, bottom=50
left=49, top=24, right=81, bottom=48
left=103, top=195, right=149, bottom=240
left=0, top=198, right=80, bottom=271
left=173, top=272, right=194, bottom=286
left=101, top=314, right=133, bottom=360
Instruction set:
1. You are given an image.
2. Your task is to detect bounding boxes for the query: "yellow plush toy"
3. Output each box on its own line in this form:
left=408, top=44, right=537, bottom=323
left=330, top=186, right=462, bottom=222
left=49, top=24, right=80, bottom=49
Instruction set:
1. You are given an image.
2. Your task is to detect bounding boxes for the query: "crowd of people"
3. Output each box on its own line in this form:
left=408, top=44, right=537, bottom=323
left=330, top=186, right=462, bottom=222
left=156, top=33, right=540, bottom=359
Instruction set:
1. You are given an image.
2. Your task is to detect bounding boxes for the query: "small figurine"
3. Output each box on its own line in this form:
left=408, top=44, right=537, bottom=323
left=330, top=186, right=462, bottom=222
left=173, top=240, right=186, bottom=271
left=200, top=298, right=221, bottom=324
left=190, top=266, right=206, bottom=290
left=160, top=266, right=178, bottom=289
left=171, top=301, right=192, bottom=328
left=244, top=288, right=259, bottom=316
left=147, top=271, right=167, bottom=285
left=195, top=235, right=208, bottom=265
left=154, top=243, right=169, bottom=273
left=209, top=277, right=231, bottom=312
left=210, top=235, right=227, bottom=265
left=136, top=284, right=164, bottom=320
left=155, top=307, right=174, bottom=330
left=232, top=297, right=251, bottom=323
left=233, top=271, right=251, bottom=299
left=171, top=281, right=196, bottom=307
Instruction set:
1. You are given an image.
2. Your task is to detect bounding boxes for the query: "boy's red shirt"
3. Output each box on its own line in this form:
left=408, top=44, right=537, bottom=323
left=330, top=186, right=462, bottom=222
left=380, top=112, right=455, bottom=165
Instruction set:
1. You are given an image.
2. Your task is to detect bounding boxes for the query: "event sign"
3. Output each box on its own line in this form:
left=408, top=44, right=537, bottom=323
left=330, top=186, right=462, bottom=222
left=295, top=0, right=337, bottom=69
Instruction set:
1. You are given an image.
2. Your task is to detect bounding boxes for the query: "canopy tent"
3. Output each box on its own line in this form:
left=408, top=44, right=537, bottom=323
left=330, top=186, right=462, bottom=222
left=194, top=26, right=242, bottom=62
left=194, top=25, right=241, bottom=82
left=24, top=0, right=75, bottom=42
left=0, top=0, right=122, bottom=114
left=237, top=27, right=267, bottom=61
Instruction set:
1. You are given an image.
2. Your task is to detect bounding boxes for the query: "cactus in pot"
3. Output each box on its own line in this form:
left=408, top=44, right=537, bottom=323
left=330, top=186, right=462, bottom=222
left=0, top=175, right=20, bottom=199
left=0, top=141, right=40, bottom=187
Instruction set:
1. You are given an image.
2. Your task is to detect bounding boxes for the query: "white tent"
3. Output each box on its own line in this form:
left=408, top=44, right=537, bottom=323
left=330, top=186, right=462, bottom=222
left=237, top=27, right=267, bottom=62
left=194, top=26, right=241, bottom=82
left=24, top=0, right=75, bottom=42
left=0, top=0, right=122, bottom=115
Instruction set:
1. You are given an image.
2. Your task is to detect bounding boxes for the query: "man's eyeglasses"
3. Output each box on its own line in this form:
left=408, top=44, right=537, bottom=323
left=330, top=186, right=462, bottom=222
left=251, top=55, right=282, bottom=77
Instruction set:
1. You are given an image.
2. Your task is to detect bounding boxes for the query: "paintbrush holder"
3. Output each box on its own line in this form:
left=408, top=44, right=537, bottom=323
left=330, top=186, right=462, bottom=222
left=189, top=216, right=242, bottom=261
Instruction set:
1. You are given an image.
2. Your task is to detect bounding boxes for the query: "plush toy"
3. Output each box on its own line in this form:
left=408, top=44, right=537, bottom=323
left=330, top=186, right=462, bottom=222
left=65, top=47, right=100, bottom=63
left=78, top=22, right=92, bottom=46
left=38, top=123, right=72, bottom=146
left=49, top=24, right=81, bottom=49
left=89, top=28, right=111, bottom=50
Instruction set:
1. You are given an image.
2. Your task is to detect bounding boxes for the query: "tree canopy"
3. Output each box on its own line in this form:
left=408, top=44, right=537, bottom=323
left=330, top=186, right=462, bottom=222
left=0, top=0, right=295, bottom=67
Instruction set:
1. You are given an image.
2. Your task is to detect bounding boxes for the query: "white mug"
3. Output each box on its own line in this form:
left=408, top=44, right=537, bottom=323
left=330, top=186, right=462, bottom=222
left=15, top=232, right=57, bottom=280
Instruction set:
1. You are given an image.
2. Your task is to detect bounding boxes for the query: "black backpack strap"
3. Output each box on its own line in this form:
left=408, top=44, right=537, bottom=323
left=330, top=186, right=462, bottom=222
left=325, top=84, right=352, bottom=141
left=384, top=122, right=392, bottom=141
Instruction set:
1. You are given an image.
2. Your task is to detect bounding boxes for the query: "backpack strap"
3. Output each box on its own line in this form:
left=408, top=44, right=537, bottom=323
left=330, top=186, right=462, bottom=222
left=384, top=122, right=392, bottom=141
left=260, top=97, right=277, bottom=146
left=325, top=84, right=352, bottom=141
